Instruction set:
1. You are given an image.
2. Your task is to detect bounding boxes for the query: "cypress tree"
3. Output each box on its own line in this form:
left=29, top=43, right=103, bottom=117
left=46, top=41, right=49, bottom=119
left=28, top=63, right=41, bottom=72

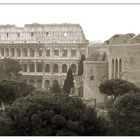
left=78, top=55, right=86, bottom=76
left=63, top=68, right=74, bottom=94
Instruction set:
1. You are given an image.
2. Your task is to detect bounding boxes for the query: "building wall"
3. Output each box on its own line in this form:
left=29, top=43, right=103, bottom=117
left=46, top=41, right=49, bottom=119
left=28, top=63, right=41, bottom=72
left=83, top=61, right=108, bottom=103
left=107, top=44, right=140, bottom=88
left=0, top=24, right=89, bottom=89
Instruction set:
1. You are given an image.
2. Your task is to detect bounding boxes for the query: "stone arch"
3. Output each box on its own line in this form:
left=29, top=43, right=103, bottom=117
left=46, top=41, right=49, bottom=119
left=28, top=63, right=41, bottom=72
left=11, top=48, right=15, bottom=57
left=37, top=63, right=43, bottom=72
left=115, top=59, right=118, bottom=78
left=62, top=64, right=67, bottom=73
left=45, top=64, right=50, bottom=73
left=53, top=64, right=59, bottom=73
left=29, top=63, right=35, bottom=72
left=112, top=59, right=114, bottom=78
left=23, top=63, right=27, bottom=72
left=30, top=48, right=35, bottom=57
left=29, top=79, right=35, bottom=86
left=71, top=64, right=77, bottom=74
left=16, top=48, right=21, bottom=57
left=44, top=80, right=50, bottom=88
left=36, top=79, right=42, bottom=89
left=6, top=48, right=9, bottom=56
left=119, top=59, right=122, bottom=78
left=23, top=48, right=28, bottom=57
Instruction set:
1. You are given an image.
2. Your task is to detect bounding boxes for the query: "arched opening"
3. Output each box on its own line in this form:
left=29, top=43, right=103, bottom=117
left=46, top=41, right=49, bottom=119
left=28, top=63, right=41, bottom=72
left=71, top=64, right=76, bottom=75
left=119, top=59, right=122, bottom=78
left=29, top=63, right=35, bottom=72
left=30, top=48, right=35, bottom=57
left=23, top=48, right=28, bottom=57
left=36, top=79, right=42, bottom=89
left=29, top=79, right=35, bottom=86
left=112, top=59, right=114, bottom=79
left=6, top=48, right=9, bottom=57
left=11, top=48, right=15, bottom=57
left=53, top=64, right=59, bottom=73
left=17, top=48, right=21, bottom=57
left=115, top=59, right=118, bottom=79
left=37, top=63, right=43, bottom=72
left=45, top=64, right=50, bottom=73
left=23, top=64, right=27, bottom=72
left=44, top=80, right=50, bottom=88
left=62, top=64, right=67, bottom=73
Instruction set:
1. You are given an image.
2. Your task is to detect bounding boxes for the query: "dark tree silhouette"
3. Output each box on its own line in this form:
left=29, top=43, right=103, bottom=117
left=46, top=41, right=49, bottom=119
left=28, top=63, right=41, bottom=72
left=50, top=80, right=61, bottom=93
left=0, top=58, right=22, bottom=80
left=0, top=93, right=109, bottom=136
left=78, top=55, right=86, bottom=76
left=99, top=79, right=140, bottom=102
left=109, top=92, right=140, bottom=136
left=0, top=80, right=35, bottom=108
left=63, top=68, right=74, bottom=94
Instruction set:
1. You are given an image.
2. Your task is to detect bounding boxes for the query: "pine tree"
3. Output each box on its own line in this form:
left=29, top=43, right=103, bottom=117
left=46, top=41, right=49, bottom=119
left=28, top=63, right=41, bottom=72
left=63, top=68, right=74, bottom=94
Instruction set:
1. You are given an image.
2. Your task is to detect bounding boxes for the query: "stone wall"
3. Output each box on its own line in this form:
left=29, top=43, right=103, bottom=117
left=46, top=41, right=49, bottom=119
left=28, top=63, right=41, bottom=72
left=83, top=61, right=108, bottom=103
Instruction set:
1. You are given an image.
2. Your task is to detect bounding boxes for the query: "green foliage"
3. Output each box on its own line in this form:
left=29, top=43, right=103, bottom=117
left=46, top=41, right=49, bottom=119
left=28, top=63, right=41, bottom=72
left=108, top=92, right=140, bottom=136
left=0, top=58, right=22, bottom=80
left=50, top=80, right=61, bottom=93
left=0, top=93, right=108, bottom=136
left=78, top=55, right=86, bottom=76
left=63, top=68, right=74, bottom=94
left=0, top=80, right=35, bottom=106
left=99, top=79, right=140, bottom=100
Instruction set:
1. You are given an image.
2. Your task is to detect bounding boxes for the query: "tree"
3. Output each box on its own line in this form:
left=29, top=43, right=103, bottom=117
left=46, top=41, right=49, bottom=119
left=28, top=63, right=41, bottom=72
left=0, top=80, right=35, bottom=108
left=99, top=79, right=140, bottom=101
left=50, top=80, right=61, bottom=93
left=108, top=92, right=140, bottom=136
left=0, top=58, right=22, bottom=80
left=0, top=93, right=108, bottom=136
left=78, top=55, right=86, bottom=76
left=63, top=68, right=74, bottom=94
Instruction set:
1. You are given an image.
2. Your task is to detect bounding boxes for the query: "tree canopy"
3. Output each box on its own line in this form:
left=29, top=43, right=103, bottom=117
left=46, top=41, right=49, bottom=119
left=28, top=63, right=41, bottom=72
left=108, top=92, right=140, bottom=136
left=0, top=58, right=22, bottom=80
left=99, top=79, right=140, bottom=101
left=50, top=80, right=61, bottom=93
left=63, top=68, right=74, bottom=94
left=0, top=80, right=35, bottom=107
left=0, top=93, right=108, bottom=136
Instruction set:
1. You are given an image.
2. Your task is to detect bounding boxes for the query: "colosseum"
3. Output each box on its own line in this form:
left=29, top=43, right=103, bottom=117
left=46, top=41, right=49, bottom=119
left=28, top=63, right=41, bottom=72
left=0, top=23, right=89, bottom=89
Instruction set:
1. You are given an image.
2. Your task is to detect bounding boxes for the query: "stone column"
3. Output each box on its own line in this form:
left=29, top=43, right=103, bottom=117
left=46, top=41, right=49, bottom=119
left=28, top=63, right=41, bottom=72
left=59, top=63, right=62, bottom=75
left=51, top=63, right=53, bottom=75
left=42, top=62, right=45, bottom=75
left=27, top=62, right=30, bottom=74
left=68, top=48, right=70, bottom=58
left=113, top=59, right=116, bottom=79
left=9, top=48, right=11, bottom=57
left=4, top=48, right=6, bottom=57
left=15, top=48, right=17, bottom=58
left=35, top=61, right=37, bottom=74
left=42, top=79, right=45, bottom=89
left=28, top=48, right=30, bottom=58
left=118, top=59, right=120, bottom=78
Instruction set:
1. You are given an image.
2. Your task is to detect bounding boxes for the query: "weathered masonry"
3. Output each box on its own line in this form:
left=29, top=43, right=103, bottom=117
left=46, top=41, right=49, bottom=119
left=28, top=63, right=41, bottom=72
left=0, top=23, right=89, bottom=89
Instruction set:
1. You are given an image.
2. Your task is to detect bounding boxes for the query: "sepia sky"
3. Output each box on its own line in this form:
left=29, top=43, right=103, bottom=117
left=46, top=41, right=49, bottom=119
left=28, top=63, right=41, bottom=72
left=0, top=4, right=140, bottom=42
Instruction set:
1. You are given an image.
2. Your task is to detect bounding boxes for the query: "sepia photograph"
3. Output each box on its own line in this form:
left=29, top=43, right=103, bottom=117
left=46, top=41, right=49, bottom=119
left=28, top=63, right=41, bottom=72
left=0, top=1, right=140, bottom=136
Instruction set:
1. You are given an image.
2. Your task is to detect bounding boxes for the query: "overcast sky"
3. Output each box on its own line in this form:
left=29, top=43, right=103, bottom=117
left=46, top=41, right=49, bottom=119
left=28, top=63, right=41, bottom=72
left=0, top=4, right=140, bottom=42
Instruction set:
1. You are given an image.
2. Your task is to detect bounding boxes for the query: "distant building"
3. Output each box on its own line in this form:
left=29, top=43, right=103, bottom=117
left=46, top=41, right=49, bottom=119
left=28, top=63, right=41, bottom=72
left=0, top=23, right=89, bottom=89
left=83, top=33, right=140, bottom=103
